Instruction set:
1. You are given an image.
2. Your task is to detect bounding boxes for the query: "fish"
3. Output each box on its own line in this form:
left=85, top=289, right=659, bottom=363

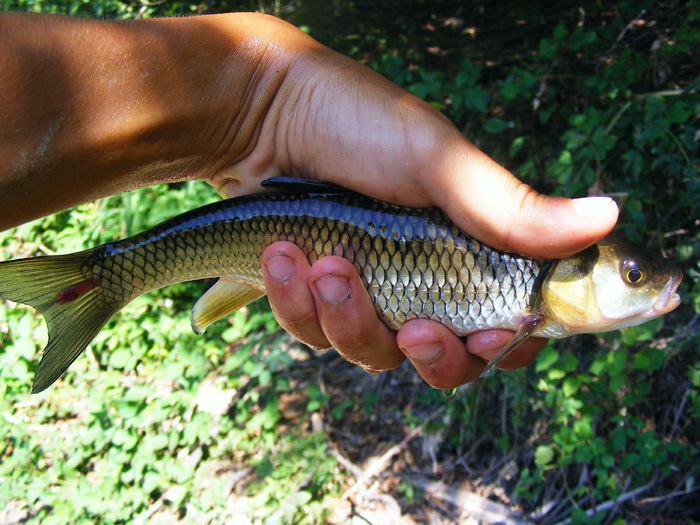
left=0, top=178, right=683, bottom=393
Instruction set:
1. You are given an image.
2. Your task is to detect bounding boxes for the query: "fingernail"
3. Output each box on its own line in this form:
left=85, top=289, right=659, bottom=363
left=314, top=275, right=350, bottom=304
left=401, top=342, right=443, bottom=364
left=571, top=197, right=614, bottom=219
left=264, top=253, right=295, bottom=281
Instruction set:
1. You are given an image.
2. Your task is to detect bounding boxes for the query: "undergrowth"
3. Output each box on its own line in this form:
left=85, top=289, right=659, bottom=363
left=1, top=0, right=699, bottom=523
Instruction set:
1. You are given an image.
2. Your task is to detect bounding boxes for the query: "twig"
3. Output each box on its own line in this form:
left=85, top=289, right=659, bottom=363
left=602, top=9, right=647, bottom=58
left=603, top=478, right=631, bottom=525
left=449, top=435, right=486, bottom=476
left=341, top=387, right=468, bottom=500
left=406, top=474, right=534, bottom=525
left=361, top=493, right=403, bottom=522
left=331, top=446, right=364, bottom=478
left=669, top=387, right=690, bottom=439
left=634, top=89, right=688, bottom=99
left=651, top=313, right=700, bottom=349
left=556, top=481, right=656, bottom=524
left=637, top=485, right=700, bottom=505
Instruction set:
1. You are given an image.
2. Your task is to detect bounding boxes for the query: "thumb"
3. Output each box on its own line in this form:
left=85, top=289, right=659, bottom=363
left=426, top=143, right=619, bottom=259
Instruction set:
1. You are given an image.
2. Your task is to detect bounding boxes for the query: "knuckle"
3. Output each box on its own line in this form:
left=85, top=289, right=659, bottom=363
left=270, top=303, right=332, bottom=350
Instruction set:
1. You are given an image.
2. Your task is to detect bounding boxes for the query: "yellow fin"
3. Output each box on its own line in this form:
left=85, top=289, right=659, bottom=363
left=191, top=277, right=264, bottom=335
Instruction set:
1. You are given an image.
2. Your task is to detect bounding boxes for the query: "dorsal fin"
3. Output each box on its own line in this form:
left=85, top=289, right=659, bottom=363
left=261, top=177, right=352, bottom=195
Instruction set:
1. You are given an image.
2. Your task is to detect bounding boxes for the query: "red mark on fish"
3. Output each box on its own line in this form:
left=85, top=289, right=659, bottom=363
left=56, top=279, right=97, bottom=304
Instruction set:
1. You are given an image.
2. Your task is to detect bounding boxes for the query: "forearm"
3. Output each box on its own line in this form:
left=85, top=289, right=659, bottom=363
left=0, top=12, right=308, bottom=230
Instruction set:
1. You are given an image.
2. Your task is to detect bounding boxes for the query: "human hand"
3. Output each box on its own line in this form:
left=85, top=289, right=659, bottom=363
left=205, top=15, right=619, bottom=388
left=0, top=13, right=618, bottom=387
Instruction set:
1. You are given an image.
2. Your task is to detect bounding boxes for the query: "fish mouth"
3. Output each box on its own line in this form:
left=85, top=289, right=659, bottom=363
left=652, top=271, right=683, bottom=315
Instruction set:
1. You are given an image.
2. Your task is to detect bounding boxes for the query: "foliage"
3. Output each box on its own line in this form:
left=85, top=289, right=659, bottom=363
left=1, top=0, right=699, bottom=523
left=0, top=184, right=342, bottom=524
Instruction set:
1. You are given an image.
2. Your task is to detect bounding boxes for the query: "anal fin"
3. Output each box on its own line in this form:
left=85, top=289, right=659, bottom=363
left=191, top=277, right=265, bottom=335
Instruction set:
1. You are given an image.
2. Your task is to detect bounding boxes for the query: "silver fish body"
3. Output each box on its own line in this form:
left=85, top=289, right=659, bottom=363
left=101, top=191, right=554, bottom=335
left=0, top=184, right=682, bottom=392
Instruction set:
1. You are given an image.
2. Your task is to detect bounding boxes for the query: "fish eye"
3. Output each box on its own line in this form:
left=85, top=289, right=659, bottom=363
left=622, top=259, right=645, bottom=285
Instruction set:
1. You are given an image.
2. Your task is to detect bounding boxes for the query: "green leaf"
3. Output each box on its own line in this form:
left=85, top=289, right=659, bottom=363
left=455, top=62, right=481, bottom=87
left=552, top=23, right=568, bottom=40
left=666, top=101, right=691, bottom=124
left=114, top=400, right=141, bottom=419
left=12, top=337, right=36, bottom=360
left=570, top=28, right=597, bottom=51
left=633, top=346, right=665, bottom=372
left=463, top=87, right=490, bottom=112
left=483, top=117, right=511, bottom=134
left=600, top=452, right=615, bottom=467
left=148, top=434, right=169, bottom=452
left=558, top=150, right=573, bottom=165
left=621, top=318, right=663, bottom=345
left=306, top=384, right=330, bottom=412
left=535, top=345, right=560, bottom=372
left=112, top=428, right=137, bottom=449
left=621, top=453, right=640, bottom=469
left=538, top=38, right=558, bottom=59
left=562, top=377, right=580, bottom=397
left=124, top=384, right=152, bottom=402
left=509, top=136, right=526, bottom=157
left=611, top=428, right=626, bottom=453
left=108, top=348, right=132, bottom=370
left=331, top=401, right=355, bottom=420
left=609, top=373, right=627, bottom=393
left=142, top=472, right=162, bottom=494
left=534, top=445, right=555, bottom=467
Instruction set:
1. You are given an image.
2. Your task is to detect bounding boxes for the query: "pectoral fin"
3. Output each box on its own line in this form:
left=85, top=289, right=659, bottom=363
left=480, top=315, right=546, bottom=378
left=191, top=277, right=264, bottom=335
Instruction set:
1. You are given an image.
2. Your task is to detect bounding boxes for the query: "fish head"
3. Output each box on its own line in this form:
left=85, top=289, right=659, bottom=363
left=541, top=233, right=682, bottom=335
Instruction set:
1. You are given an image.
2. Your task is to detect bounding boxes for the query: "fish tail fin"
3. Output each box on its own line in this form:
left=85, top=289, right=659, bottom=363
left=0, top=251, right=123, bottom=393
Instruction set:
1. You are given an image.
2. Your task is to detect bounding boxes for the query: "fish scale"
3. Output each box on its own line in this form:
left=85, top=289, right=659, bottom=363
left=81, top=192, right=544, bottom=335
left=0, top=181, right=682, bottom=393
